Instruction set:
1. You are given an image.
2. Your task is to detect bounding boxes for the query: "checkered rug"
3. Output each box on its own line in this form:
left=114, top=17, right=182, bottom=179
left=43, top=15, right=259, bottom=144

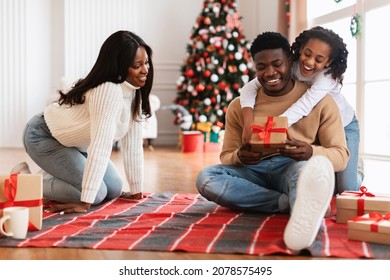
left=1, top=193, right=389, bottom=258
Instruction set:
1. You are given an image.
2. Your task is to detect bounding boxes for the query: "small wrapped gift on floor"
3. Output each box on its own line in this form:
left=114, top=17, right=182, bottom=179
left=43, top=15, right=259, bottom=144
left=249, top=116, right=289, bottom=153
left=0, top=173, right=43, bottom=231
left=336, top=186, right=390, bottom=223
left=348, top=212, right=390, bottom=245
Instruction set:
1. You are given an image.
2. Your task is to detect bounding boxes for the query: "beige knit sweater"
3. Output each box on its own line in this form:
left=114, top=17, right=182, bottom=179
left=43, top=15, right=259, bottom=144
left=221, top=80, right=350, bottom=172
left=44, top=81, right=143, bottom=203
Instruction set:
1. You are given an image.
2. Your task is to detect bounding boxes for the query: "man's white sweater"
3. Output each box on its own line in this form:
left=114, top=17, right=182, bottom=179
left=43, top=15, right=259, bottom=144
left=44, top=81, right=143, bottom=203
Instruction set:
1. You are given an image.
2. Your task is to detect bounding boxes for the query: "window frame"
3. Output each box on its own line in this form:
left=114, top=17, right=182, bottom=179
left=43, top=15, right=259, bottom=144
left=307, top=0, right=390, bottom=162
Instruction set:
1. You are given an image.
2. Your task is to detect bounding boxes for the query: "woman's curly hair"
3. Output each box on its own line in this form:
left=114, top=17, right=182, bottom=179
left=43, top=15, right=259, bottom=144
left=291, top=26, right=348, bottom=83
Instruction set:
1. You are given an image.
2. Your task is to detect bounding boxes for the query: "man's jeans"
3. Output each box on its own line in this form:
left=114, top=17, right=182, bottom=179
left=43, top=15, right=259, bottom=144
left=196, top=156, right=306, bottom=213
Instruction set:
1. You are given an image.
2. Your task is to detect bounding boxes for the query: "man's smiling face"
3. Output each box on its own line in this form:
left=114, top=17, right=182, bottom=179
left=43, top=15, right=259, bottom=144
left=253, top=48, right=293, bottom=97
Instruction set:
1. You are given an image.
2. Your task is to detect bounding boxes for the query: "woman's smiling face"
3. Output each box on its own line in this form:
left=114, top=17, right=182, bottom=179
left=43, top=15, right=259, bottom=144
left=126, top=46, right=149, bottom=87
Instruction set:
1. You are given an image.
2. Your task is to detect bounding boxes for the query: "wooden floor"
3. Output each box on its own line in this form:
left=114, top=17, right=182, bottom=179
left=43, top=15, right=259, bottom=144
left=0, top=146, right=327, bottom=260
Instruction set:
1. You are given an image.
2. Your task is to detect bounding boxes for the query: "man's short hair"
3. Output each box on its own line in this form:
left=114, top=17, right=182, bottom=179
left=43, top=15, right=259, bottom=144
left=250, top=32, right=291, bottom=59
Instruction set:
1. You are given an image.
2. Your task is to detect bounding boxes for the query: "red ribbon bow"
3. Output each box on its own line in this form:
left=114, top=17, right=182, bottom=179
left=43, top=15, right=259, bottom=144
left=341, top=186, right=375, bottom=216
left=345, top=186, right=375, bottom=197
left=2, top=173, right=18, bottom=208
left=251, top=117, right=287, bottom=147
left=352, top=212, right=390, bottom=232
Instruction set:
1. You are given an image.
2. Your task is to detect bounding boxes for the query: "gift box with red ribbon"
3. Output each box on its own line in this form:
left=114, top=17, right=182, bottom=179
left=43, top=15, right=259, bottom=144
left=0, top=173, right=43, bottom=231
left=336, top=186, right=390, bottom=223
left=348, top=212, right=390, bottom=245
left=249, top=116, right=289, bottom=153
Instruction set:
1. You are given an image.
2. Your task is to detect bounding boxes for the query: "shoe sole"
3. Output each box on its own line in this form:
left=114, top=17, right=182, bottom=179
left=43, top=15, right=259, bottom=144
left=283, top=155, right=335, bottom=251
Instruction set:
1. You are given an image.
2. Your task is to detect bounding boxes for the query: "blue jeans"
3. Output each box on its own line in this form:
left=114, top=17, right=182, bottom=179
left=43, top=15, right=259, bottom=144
left=336, top=115, right=361, bottom=194
left=22, top=114, right=123, bottom=205
left=196, top=156, right=306, bottom=213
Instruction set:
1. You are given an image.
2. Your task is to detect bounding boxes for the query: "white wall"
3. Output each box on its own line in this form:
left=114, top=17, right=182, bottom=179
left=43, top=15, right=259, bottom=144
left=0, top=0, right=278, bottom=147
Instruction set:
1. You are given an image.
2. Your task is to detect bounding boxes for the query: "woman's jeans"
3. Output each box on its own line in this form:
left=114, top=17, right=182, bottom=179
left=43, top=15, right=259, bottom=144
left=196, top=156, right=306, bottom=213
left=22, top=114, right=123, bottom=205
left=336, top=115, right=362, bottom=194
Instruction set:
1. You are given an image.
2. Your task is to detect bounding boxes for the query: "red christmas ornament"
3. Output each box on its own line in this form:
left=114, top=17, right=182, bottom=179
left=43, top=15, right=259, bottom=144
left=206, top=84, right=213, bottom=91
left=233, top=83, right=240, bottom=90
left=203, top=70, right=211, bottom=78
left=218, top=81, right=227, bottom=91
left=203, top=52, right=209, bottom=58
left=195, top=83, right=205, bottom=92
left=185, top=69, right=195, bottom=78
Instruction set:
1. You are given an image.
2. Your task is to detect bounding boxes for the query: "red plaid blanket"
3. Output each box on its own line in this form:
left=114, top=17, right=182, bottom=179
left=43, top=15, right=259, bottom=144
left=1, top=193, right=388, bottom=258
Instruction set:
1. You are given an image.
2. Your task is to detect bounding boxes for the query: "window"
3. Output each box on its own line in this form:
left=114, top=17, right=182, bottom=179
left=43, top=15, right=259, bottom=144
left=307, top=0, right=390, bottom=193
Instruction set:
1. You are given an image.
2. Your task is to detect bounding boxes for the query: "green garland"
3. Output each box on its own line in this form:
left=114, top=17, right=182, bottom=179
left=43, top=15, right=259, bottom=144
left=350, top=13, right=362, bottom=38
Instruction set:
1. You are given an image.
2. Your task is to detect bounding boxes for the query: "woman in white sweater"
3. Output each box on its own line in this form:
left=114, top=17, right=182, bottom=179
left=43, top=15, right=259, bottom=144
left=13, top=30, right=154, bottom=214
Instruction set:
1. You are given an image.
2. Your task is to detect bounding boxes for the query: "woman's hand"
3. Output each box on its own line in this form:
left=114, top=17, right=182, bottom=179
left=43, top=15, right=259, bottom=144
left=45, top=202, right=91, bottom=214
left=120, top=192, right=143, bottom=200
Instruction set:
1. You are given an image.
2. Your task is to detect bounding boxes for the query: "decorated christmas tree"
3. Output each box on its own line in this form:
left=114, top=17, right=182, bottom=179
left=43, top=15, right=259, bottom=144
left=174, top=0, right=255, bottom=137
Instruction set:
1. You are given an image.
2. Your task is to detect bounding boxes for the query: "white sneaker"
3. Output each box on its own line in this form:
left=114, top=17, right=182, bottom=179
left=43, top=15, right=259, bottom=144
left=10, top=162, right=32, bottom=174
left=283, top=155, right=335, bottom=251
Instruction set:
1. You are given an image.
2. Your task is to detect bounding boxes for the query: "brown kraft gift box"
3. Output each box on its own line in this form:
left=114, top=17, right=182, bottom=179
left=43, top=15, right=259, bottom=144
left=0, top=173, right=43, bottom=231
left=249, top=116, right=289, bottom=153
left=336, top=186, right=390, bottom=223
left=348, top=212, right=390, bottom=245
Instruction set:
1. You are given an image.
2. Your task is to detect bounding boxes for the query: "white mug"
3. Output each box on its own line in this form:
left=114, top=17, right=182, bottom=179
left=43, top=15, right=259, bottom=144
left=0, top=207, right=29, bottom=239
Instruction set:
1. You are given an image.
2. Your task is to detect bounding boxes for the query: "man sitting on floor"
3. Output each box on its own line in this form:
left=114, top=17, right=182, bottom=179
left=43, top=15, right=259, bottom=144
left=195, top=32, right=349, bottom=251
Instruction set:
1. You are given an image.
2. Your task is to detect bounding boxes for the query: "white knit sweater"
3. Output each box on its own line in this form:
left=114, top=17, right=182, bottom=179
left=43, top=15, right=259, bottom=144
left=44, top=81, right=144, bottom=203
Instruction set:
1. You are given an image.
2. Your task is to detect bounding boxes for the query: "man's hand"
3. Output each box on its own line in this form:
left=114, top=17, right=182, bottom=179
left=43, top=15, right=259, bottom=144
left=278, top=137, right=313, bottom=161
left=45, top=202, right=91, bottom=214
left=237, top=142, right=266, bottom=165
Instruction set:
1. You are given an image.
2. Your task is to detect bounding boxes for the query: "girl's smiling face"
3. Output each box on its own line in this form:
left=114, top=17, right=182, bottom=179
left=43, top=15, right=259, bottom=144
left=299, top=38, right=332, bottom=77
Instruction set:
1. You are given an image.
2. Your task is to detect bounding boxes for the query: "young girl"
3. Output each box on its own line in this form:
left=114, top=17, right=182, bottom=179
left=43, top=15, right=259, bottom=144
left=11, top=30, right=154, bottom=214
left=240, top=26, right=362, bottom=194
